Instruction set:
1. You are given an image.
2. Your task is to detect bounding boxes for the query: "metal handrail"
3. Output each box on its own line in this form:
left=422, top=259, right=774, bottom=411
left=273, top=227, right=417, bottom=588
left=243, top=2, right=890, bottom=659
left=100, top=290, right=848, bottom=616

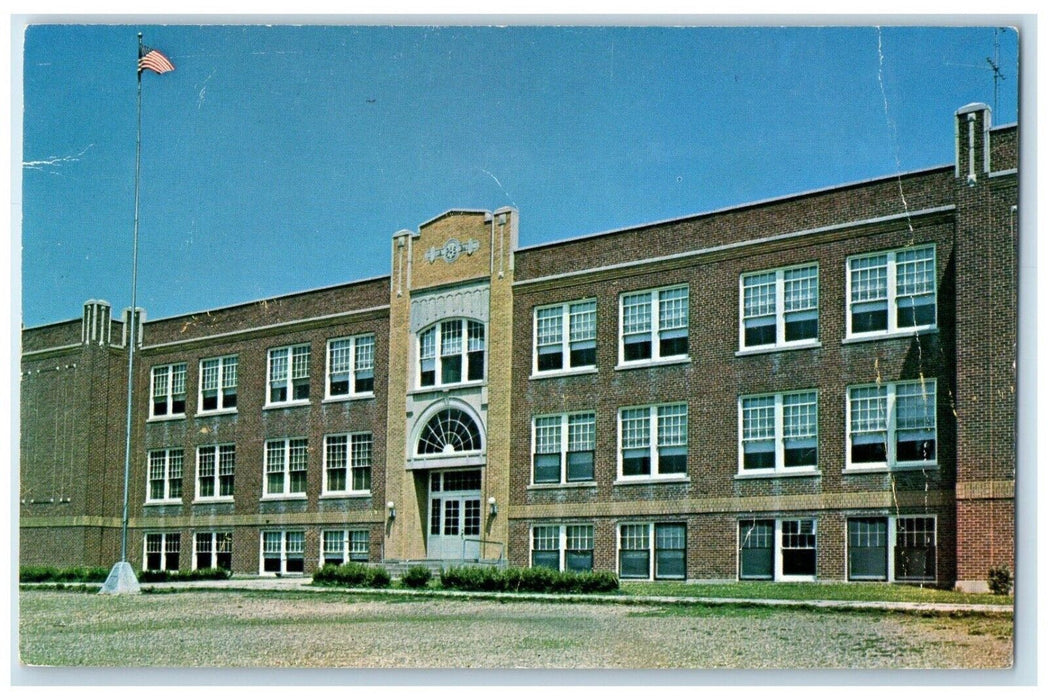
left=462, top=537, right=505, bottom=562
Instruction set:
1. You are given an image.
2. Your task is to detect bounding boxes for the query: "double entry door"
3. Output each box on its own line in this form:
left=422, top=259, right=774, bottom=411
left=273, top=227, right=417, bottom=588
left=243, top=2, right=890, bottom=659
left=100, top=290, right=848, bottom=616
left=427, top=469, right=482, bottom=560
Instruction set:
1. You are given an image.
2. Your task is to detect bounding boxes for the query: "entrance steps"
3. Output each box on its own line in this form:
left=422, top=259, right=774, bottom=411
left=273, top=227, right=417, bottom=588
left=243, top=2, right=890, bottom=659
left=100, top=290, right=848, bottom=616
left=381, top=558, right=506, bottom=580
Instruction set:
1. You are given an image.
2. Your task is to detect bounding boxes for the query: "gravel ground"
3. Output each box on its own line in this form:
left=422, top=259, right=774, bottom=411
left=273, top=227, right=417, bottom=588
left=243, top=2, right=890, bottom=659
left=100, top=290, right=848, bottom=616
left=18, top=590, right=1013, bottom=669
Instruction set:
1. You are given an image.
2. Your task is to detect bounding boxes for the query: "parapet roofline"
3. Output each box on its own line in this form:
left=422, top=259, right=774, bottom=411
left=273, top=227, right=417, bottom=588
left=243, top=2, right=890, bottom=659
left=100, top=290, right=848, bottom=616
left=417, top=208, right=493, bottom=230
left=517, top=163, right=954, bottom=254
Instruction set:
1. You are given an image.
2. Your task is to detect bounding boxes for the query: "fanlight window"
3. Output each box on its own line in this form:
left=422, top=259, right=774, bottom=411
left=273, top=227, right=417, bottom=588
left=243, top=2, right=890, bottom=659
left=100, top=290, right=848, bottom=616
left=417, top=409, right=483, bottom=455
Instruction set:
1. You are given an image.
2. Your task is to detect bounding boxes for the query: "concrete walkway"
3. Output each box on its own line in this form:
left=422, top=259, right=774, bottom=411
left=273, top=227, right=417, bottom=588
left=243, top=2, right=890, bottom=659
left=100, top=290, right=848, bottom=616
left=109, top=576, right=1014, bottom=615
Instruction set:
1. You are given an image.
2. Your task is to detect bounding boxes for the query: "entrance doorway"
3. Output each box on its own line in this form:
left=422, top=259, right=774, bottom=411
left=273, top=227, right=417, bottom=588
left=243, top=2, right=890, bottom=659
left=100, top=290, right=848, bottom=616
left=427, top=469, right=482, bottom=560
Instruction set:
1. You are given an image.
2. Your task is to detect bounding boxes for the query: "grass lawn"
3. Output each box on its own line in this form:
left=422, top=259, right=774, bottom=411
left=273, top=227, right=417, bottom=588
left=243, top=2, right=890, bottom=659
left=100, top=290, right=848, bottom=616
left=618, top=580, right=1010, bottom=605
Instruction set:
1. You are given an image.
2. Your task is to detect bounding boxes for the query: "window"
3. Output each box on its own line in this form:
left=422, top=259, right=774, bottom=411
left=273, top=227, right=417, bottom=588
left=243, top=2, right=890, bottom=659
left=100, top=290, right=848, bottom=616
left=739, top=390, right=818, bottom=473
left=847, top=379, right=937, bottom=469
left=323, top=433, right=372, bottom=494
left=618, top=523, right=687, bottom=580
left=530, top=524, right=595, bottom=572
left=847, top=516, right=936, bottom=582
left=144, top=532, right=180, bottom=571
left=194, top=531, right=232, bottom=571
left=738, top=518, right=817, bottom=581
left=147, top=448, right=183, bottom=503
left=267, top=344, right=310, bottom=404
left=150, top=363, right=187, bottom=418
left=619, top=285, right=689, bottom=364
left=418, top=319, right=485, bottom=387
left=534, top=300, right=597, bottom=373
left=619, top=404, right=688, bottom=479
left=416, top=409, right=483, bottom=456
left=740, top=264, right=819, bottom=349
left=847, top=245, right=936, bottom=338
left=199, top=355, right=237, bottom=412
left=532, top=412, right=596, bottom=484
left=196, top=444, right=235, bottom=500
left=261, top=530, right=305, bottom=574
left=321, top=529, right=370, bottom=566
left=264, top=438, right=308, bottom=498
left=326, top=334, right=375, bottom=398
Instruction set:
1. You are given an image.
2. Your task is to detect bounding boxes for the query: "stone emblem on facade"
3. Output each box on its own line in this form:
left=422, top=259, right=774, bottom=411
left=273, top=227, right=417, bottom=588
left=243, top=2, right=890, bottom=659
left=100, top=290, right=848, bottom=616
left=425, top=237, right=480, bottom=264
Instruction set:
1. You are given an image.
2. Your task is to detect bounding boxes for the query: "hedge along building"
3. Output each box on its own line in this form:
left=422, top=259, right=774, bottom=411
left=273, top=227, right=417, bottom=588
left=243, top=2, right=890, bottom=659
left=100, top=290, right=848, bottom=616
left=19, top=104, right=1016, bottom=591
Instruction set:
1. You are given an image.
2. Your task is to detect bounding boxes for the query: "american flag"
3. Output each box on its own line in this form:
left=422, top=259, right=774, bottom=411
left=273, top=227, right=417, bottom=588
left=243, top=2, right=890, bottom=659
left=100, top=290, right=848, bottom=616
left=138, top=45, right=175, bottom=74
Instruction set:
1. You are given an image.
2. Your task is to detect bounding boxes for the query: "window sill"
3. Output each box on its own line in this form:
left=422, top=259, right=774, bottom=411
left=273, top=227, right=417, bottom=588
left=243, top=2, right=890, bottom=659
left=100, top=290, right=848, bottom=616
left=146, top=414, right=186, bottom=423
left=734, top=469, right=821, bottom=480
left=263, top=400, right=311, bottom=410
left=260, top=495, right=308, bottom=502
left=613, top=475, right=690, bottom=485
left=144, top=499, right=182, bottom=506
left=195, top=408, right=238, bottom=418
left=843, top=463, right=939, bottom=474
left=842, top=328, right=937, bottom=344
left=735, top=341, right=821, bottom=357
left=192, top=497, right=235, bottom=504
left=319, top=492, right=371, bottom=500
left=529, top=367, right=598, bottom=380
left=614, top=356, right=691, bottom=371
left=408, top=380, right=486, bottom=396
left=322, top=393, right=375, bottom=404
left=527, top=481, right=598, bottom=490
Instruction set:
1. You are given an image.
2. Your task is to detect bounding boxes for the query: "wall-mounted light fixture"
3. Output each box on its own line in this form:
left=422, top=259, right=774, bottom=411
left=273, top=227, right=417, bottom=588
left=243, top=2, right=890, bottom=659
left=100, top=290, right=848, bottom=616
left=387, top=501, right=396, bottom=520
left=488, top=496, right=498, bottom=517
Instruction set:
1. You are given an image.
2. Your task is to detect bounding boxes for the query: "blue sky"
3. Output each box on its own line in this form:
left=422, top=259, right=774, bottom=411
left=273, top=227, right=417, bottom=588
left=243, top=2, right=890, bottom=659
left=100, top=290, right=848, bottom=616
left=19, top=24, right=1019, bottom=326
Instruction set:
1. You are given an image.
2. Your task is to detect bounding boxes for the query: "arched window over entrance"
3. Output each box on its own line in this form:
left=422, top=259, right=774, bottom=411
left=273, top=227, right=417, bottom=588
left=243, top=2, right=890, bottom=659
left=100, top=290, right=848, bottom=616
left=417, top=408, right=483, bottom=455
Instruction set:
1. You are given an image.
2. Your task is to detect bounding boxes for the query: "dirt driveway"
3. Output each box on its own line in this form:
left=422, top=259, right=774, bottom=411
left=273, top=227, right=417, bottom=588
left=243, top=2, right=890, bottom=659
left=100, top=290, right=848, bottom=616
left=18, top=589, right=1012, bottom=669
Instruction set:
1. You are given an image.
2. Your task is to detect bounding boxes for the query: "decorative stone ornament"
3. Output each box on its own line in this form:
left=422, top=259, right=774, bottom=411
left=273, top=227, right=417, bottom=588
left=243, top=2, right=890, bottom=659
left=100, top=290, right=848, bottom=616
left=425, top=237, right=480, bottom=264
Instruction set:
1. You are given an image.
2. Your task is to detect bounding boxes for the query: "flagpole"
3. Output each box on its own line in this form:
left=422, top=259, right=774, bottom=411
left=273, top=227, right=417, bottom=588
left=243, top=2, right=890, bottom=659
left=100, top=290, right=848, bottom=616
left=102, top=32, right=145, bottom=594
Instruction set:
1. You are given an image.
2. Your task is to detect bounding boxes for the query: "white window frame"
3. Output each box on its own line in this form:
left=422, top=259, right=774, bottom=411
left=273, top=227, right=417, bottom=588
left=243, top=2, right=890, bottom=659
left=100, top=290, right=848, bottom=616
left=529, top=524, right=595, bottom=572
left=149, top=363, right=187, bottom=419
left=530, top=412, right=597, bottom=485
left=737, top=390, right=819, bottom=475
left=417, top=318, right=486, bottom=389
left=321, top=432, right=373, bottom=496
left=263, top=437, right=309, bottom=499
left=320, top=528, right=370, bottom=566
left=266, top=344, right=311, bottom=407
left=845, top=515, right=937, bottom=583
left=195, top=444, right=235, bottom=502
left=198, top=355, right=238, bottom=414
left=325, top=334, right=376, bottom=400
left=616, top=403, right=689, bottom=482
left=617, top=284, right=690, bottom=368
left=144, top=532, right=181, bottom=572
left=146, top=448, right=184, bottom=504
left=532, top=299, right=598, bottom=376
left=193, top=531, right=233, bottom=571
left=846, top=245, right=937, bottom=340
left=259, top=530, right=305, bottom=575
left=616, top=522, right=688, bottom=581
left=738, top=263, right=820, bottom=352
left=737, top=518, right=818, bottom=582
left=845, top=379, right=938, bottom=471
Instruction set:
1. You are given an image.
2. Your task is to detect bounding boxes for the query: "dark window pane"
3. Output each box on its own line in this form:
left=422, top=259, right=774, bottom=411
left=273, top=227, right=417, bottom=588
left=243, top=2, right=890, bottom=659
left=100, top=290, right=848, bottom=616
left=744, top=448, right=775, bottom=470
left=897, top=438, right=936, bottom=462
left=467, top=351, right=484, bottom=381
left=622, top=454, right=650, bottom=477
left=852, top=308, right=888, bottom=333
left=784, top=317, right=818, bottom=342
left=532, top=551, right=560, bottom=571
left=566, top=451, right=594, bottom=482
left=744, top=322, right=776, bottom=347
left=566, top=551, right=593, bottom=572
left=223, top=389, right=237, bottom=408
left=263, top=556, right=281, bottom=573
left=420, top=370, right=435, bottom=387
left=166, top=553, right=180, bottom=571
left=330, top=378, right=349, bottom=396
left=782, top=548, right=816, bottom=577
left=898, top=299, right=936, bottom=328
left=285, top=557, right=304, bottom=573
left=851, top=439, right=887, bottom=464
left=293, top=380, right=309, bottom=401
left=202, top=393, right=218, bottom=411
left=659, top=335, right=688, bottom=357
left=355, top=375, right=374, bottom=393
left=623, top=339, right=651, bottom=362
left=739, top=548, right=773, bottom=580
left=848, top=519, right=888, bottom=581
left=146, top=553, right=162, bottom=571
left=153, top=400, right=167, bottom=416
left=569, top=346, right=596, bottom=368
left=533, top=454, right=561, bottom=483
left=324, top=556, right=344, bottom=567
left=538, top=349, right=563, bottom=372
left=655, top=550, right=686, bottom=579
left=216, top=552, right=231, bottom=570
left=619, top=550, right=649, bottom=579
left=658, top=452, right=687, bottom=474
left=441, top=355, right=462, bottom=384
left=895, top=547, right=936, bottom=581
left=784, top=446, right=818, bottom=468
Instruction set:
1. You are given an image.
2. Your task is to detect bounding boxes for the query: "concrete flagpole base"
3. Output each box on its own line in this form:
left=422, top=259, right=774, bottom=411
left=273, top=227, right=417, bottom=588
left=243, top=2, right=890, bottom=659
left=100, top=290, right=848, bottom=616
left=99, top=561, right=141, bottom=594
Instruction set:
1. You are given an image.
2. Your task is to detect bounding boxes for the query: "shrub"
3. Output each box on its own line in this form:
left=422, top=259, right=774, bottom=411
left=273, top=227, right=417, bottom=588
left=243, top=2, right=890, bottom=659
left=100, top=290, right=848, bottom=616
left=313, top=562, right=391, bottom=588
left=402, top=565, right=432, bottom=588
left=367, top=566, right=391, bottom=588
left=439, top=565, right=619, bottom=594
left=20, top=566, right=109, bottom=583
left=136, top=568, right=231, bottom=583
left=988, top=565, right=1013, bottom=595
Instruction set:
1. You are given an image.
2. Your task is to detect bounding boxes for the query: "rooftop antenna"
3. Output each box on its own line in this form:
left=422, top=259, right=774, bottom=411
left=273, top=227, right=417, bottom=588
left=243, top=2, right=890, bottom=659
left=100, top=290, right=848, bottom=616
left=986, top=27, right=1005, bottom=115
